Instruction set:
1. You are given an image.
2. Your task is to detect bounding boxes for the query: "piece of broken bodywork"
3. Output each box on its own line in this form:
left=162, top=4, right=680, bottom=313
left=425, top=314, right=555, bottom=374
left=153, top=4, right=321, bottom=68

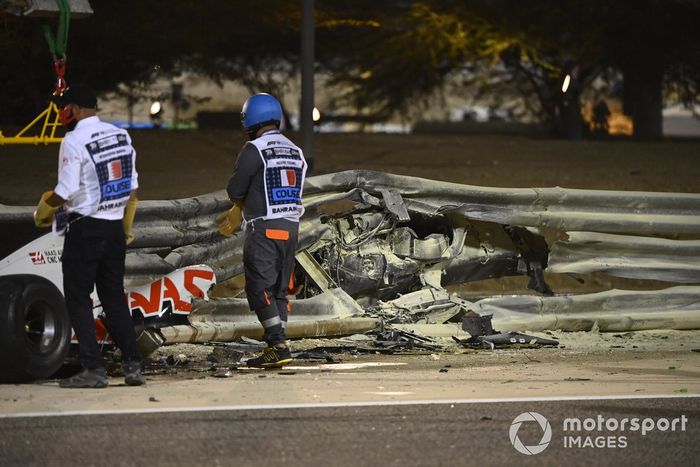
left=453, top=332, right=559, bottom=349
left=291, top=350, right=343, bottom=363
left=374, top=329, right=443, bottom=352
left=372, top=287, right=469, bottom=325
left=489, top=332, right=558, bottom=348
left=462, top=313, right=494, bottom=337
left=207, top=346, right=244, bottom=364
left=454, top=313, right=559, bottom=349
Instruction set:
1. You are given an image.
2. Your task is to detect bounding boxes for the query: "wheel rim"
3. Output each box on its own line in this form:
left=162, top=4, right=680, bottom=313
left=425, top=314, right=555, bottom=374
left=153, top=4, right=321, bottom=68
left=23, top=301, right=57, bottom=354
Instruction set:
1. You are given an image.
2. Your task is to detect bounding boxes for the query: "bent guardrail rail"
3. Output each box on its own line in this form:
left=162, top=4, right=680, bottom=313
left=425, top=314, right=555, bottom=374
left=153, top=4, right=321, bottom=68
left=2, top=170, right=699, bottom=334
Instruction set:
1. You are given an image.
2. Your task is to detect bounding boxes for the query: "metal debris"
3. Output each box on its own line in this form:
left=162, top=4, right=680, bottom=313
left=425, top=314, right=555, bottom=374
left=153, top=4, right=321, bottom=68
left=374, top=329, right=443, bottom=352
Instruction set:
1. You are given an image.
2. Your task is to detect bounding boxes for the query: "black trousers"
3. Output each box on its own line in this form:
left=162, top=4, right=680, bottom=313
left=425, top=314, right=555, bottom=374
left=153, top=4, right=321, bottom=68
left=62, top=216, right=140, bottom=370
left=243, top=218, right=298, bottom=345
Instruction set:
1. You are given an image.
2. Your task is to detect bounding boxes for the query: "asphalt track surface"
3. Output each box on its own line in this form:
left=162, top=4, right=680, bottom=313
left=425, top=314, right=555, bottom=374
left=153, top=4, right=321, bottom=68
left=0, top=396, right=698, bottom=466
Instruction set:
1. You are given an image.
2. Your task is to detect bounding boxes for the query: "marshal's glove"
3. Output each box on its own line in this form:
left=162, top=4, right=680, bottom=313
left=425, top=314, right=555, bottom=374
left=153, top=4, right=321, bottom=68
left=33, top=191, right=60, bottom=228
left=123, top=195, right=138, bottom=245
left=218, top=203, right=243, bottom=237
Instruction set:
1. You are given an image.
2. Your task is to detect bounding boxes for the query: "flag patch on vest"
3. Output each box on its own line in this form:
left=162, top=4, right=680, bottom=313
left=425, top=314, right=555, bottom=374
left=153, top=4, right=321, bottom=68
left=108, top=160, right=123, bottom=180
left=281, top=169, right=296, bottom=187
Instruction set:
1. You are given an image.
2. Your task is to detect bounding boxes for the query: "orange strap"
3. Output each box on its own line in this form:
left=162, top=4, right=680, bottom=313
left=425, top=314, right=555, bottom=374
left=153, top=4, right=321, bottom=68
left=265, top=229, right=289, bottom=240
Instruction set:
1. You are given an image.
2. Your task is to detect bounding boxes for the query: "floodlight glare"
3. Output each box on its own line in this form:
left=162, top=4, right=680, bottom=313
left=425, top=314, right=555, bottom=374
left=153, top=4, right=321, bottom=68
left=150, top=101, right=162, bottom=116
left=561, top=74, right=571, bottom=93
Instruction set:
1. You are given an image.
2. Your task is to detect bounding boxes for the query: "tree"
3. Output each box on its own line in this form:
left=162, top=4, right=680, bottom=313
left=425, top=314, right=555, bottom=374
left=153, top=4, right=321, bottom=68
left=603, top=0, right=700, bottom=139
left=2, top=0, right=698, bottom=139
left=317, top=0, right=700, bottom=139
left=317, top=1, right=599, bottom=136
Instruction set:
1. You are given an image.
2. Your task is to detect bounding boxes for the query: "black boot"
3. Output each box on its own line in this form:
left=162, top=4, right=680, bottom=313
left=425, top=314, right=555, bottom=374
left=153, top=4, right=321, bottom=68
left=59, top=367, right=108, bottom=389
left=123, top=361, right=146, bottom=386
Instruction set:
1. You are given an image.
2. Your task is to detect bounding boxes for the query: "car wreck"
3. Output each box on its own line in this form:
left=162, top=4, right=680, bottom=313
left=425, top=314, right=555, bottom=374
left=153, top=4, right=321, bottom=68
left=1, top=169, right=699, bottom=381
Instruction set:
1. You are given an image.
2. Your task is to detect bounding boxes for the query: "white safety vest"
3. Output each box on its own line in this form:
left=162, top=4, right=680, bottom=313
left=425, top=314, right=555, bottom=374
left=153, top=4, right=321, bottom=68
left=248, top=131, right=307, bottom=222
left=54, top=116, right=138, bottom=221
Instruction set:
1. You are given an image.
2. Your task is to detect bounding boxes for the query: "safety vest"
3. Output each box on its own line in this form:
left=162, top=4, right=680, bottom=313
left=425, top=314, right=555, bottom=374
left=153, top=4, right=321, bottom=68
left=55, top=116, right=137, bottom=221
left=249, top=131, right=307, bottom=221
left=86, top=132, right=135, bottom=210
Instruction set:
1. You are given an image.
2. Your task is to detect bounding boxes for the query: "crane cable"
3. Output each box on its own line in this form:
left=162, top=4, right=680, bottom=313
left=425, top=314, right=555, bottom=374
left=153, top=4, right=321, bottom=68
left=0, top=0, right=72, bottom=145
left=41, top=0, right=71, bottom=94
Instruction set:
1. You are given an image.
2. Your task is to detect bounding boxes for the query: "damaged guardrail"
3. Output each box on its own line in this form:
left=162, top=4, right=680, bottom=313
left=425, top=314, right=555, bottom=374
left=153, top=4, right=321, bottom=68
left=4, top=171, right=699, bottom=285
left=143, top=288, right=379, bottom=347
left=472, top=286, right=700, bottom=332
left=548, top=232, right=700, bottom=283
left=2, top=170, right=700, bottom=336
left=305, top=171, right=700, bottom=236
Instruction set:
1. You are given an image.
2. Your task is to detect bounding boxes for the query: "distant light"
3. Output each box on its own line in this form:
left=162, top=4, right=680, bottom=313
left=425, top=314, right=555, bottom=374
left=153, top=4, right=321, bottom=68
left=561, top=74, right=571, bottom=93
left=312, top=107, right=321, bottom=122
left=150, top=101, right=162, bottom=116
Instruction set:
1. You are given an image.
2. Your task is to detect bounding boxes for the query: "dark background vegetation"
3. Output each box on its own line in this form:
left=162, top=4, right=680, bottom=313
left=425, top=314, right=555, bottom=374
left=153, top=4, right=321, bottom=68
left=1, top=0, right=699, bottom=139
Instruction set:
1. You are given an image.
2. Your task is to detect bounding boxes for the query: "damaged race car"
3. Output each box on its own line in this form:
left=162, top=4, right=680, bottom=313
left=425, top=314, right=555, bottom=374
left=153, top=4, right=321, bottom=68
left=0, top=228, right=216, bottom=382
left=1, top=170, right=699, bottom=382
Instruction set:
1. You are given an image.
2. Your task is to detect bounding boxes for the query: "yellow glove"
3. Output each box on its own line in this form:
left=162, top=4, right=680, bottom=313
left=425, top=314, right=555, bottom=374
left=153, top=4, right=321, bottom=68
left=217, top=203, right=242, bottom=237
left=123, top=195, right=138, bottom=245
left=34, top=191, right=59, bottom=228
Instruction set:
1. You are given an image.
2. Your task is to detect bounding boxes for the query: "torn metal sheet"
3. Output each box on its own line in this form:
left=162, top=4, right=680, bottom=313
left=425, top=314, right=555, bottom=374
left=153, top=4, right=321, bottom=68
left=374, top=287, right=468, bottom=324
left=377, top=189, right=411, bottom=222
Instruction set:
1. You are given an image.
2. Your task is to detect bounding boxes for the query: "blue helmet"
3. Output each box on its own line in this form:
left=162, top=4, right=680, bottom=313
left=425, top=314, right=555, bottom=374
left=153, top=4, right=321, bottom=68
left=241, top=93, right=282, bottom=137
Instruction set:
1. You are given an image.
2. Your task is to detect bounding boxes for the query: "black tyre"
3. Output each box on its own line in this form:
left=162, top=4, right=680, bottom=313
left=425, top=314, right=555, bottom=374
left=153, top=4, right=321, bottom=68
left=0, top=275, right=71, bottom=383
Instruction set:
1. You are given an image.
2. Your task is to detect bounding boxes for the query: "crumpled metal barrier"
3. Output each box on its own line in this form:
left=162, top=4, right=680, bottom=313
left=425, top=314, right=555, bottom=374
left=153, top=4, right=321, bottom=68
left=129, top=188, right=369, bottom=285
left=157, top=288, right=379, bottom=344
left=548, top=232, right=700, bottom=283
left=3, top=170, right=700, bottom=334
left=131, top=192, right=230, bottom=247
left=5, top=171, right=699, bottom=286
left=472, top=286, right=700, bottom=332
left=305, top=170, right=700, bottom=236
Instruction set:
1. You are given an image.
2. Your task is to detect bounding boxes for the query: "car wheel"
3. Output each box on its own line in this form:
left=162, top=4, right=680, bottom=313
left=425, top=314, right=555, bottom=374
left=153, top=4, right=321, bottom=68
left=0, top=275, right=71, bottom=383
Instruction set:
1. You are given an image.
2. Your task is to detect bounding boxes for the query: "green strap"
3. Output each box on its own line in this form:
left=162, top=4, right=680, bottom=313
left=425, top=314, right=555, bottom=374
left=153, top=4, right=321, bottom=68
left=42, top=0, right=71, bottom=58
